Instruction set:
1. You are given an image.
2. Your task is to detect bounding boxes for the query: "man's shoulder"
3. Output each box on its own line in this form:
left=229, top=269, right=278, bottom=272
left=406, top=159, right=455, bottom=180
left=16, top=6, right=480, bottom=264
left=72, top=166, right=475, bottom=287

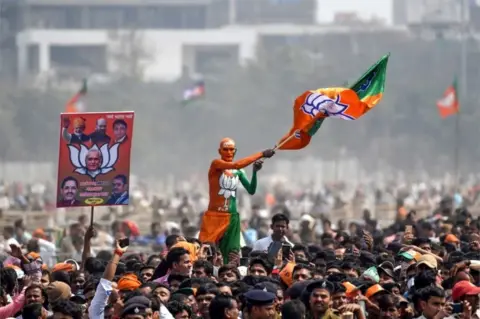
left=254, top=236, right=271, bottom=243
left=323, top=309, right=341, bottom=319
left=253, top=236, right=272, bottom=249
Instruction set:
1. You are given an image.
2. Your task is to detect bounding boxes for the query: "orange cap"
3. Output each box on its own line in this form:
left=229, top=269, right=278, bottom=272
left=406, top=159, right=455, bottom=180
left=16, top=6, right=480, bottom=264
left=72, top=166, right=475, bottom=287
left=32, top=229, right=47, bottom=239
left=445, top=234, right=460, bottom=244
left=343, top=282, right=361, bottom=299
left=365, top=284, right=385, bottom=299
left=171, top=241, right=198, bottom=262
left=27, top=252, right=41, bottom=260
left=73, top=117, right=86, bottom=128
left=52, top=263, right=74, bottom=273
left=117, top=273, right=141, bottom=291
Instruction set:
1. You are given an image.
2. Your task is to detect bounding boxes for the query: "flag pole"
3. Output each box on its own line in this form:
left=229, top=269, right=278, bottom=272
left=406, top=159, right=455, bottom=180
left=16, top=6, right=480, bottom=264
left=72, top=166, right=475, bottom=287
left=454, top=0, right=468, bottom=194
left=273, top=130, right=298, bottom=150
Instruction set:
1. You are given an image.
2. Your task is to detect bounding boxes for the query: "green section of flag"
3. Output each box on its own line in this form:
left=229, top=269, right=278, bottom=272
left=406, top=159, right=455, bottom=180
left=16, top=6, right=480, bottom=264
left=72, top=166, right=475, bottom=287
left=350, top=53, right=389, bottom=100
left=452, top=77, right=458, bottom=97
left=80, top=78, right=87, bottom=95
left=307, top=118, right=325, bottom=136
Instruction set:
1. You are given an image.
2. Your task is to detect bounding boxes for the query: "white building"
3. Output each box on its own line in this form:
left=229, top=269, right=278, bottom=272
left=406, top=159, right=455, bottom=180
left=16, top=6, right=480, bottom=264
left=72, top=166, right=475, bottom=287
left=392, top=0, right=469, bottom=27
left=3, top=0, right=402, bottom=82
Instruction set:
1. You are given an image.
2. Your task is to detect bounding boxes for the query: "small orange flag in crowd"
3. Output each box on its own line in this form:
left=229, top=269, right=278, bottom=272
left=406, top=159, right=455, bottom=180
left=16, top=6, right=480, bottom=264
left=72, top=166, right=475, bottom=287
left=437, top=79, right=459, bottom=118
left=65, top=79, right=87, bottom=113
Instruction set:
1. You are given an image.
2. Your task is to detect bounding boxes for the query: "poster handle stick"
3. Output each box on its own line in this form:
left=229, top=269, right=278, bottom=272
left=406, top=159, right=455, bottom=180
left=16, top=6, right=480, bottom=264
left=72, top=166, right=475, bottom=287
left=273, top=130, right=298, bottom=151
left=90, top=206, right=94, bottom=227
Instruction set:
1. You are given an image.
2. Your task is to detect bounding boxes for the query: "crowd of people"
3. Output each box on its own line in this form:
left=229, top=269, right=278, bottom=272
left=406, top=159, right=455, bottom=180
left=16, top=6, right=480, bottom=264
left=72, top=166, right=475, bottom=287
left=1, top=190, right=480, bottom=319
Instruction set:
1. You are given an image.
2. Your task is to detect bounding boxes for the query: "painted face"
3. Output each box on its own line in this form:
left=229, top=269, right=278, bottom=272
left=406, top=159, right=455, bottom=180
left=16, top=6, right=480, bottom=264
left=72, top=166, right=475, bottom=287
left=219, top=138, right=236, bottom=162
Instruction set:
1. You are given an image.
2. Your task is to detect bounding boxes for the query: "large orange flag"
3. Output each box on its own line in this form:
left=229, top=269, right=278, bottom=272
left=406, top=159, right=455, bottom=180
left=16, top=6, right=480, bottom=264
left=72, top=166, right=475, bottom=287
left=277, top=54, right=389, bottom=150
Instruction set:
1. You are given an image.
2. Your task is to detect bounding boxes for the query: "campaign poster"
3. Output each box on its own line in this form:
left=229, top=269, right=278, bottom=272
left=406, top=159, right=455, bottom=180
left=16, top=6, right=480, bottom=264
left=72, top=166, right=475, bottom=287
left=56, top=111, right=134, bottom=207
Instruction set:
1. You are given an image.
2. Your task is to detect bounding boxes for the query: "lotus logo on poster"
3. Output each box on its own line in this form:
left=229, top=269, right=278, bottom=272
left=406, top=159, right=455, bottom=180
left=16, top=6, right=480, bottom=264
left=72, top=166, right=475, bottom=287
left=68, top=143, right=120, bottom=179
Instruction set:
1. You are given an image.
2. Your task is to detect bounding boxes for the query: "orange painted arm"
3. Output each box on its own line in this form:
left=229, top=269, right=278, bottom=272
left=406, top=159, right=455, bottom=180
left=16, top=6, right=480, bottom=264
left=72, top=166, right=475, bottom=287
left=211, top=152, right=263, bottom=170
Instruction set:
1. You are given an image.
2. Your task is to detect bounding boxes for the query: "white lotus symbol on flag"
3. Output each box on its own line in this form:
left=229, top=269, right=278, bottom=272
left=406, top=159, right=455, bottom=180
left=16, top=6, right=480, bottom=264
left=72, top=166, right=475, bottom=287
left=68, top=143, right=120, bottom=179
left=437, top=92, right=455, bottom=109
left=301, top=93, right=348, bottom=118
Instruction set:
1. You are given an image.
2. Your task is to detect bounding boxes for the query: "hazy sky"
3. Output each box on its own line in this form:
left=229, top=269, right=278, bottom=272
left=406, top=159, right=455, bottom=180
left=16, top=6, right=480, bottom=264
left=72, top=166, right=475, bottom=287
left=317, top=0, right=393, bottom=24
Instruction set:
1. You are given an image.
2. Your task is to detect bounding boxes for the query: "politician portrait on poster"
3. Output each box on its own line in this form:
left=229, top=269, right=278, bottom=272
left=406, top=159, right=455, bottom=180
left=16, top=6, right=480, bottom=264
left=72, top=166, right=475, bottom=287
left=56, top=111, right=135, bottom=207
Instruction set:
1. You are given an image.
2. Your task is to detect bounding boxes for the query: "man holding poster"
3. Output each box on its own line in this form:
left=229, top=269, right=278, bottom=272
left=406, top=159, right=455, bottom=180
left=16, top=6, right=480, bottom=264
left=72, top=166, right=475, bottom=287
left=57, top=111, right=134, bottom=207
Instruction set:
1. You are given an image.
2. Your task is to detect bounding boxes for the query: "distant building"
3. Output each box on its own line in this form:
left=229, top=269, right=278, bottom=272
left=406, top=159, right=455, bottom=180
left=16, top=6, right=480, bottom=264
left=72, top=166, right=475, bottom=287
left=392, top=0, right=469, bottom=27
left=0, top=0, right=395, bottom=82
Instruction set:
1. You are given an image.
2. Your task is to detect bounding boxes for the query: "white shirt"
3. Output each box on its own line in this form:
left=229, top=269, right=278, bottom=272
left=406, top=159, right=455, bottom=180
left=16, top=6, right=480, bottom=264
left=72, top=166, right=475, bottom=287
left=4, top=238, right=20, bottom=253
left=159, top=304, right=174, bottom=319
left=252, top=235, right=293, bottom=252
left=37, top=238, right=57, bottom=268
left=89, top=278, right=112, bottom=319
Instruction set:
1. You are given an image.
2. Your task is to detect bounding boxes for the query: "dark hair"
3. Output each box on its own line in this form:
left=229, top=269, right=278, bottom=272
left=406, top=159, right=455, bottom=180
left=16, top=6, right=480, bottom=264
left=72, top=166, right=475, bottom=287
left=414, top=270, right=437, bottom=290
left=153, top=247, right=189, bottom=279
left=209, top=293, right=236, bottom=318
left=22, top=302, right=44, bottom=319
left=84, top=277, right=100, bottom=295
left=113, top=174, right=128, bottom=185
left=51, top=271, right=71, bottom=285
left=281, top=300, right=306, bottom=319
left=241, top=246, right=252, bottom=257
left=196, top=283, right=219, bottom=297
left=193, top=260, right=214, bottom=277
left=51, top=300, right=83, bottom=319
left=146, top=254, right=161, bottom=266
left=25, top=283, right=45, bottom=296
left=271, top=213, right=289, bottom=225
left=218, top=264, right=241, bottom=280
left=419, top=286, right=445, bottom=302
left=41, top=269, right=51, bottom=282
left=249, top=257, right=274, bottom=275
left=14, top=219, right=24, bottom=229
left=187, top=237, right=201, bottom=245
left=231, top=281, right=250, bottom=298
left=413, top=237, right=431, bottom=247
left=113, top=119, right=127, bottom=128
left=293, top=264, right=314, bottom=277
left=377, top=294, right=398, bottom=310
left=140, top=282, right=158, bottom=290
left=167, top=274, right=189, bottom=285
left=96, top=250, right=113, bottom=263
left=165, top=235, right=180, bottom=249
left=322, top=238, right=335, bottom=247
left=123, top=290, right=144, bottom=303
left=167, top=300, right=192, bottom=317
left=84, top=257, right=106, bottom=275
left=61, top=176, right=78, bottom=189
left=292, top=244, right=306, bottom=252
left=420, top=221, right=433, bottom=231
left=0, top=267, right=17, bottom=294
left=3, top=226, right=14, bottom=237
left=216, top=282, right=231, bottom=289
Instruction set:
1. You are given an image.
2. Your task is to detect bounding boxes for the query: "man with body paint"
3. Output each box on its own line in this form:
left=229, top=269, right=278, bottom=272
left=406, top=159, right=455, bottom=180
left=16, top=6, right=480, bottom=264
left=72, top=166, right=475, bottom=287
left=199, top=138, right=275, bottom=262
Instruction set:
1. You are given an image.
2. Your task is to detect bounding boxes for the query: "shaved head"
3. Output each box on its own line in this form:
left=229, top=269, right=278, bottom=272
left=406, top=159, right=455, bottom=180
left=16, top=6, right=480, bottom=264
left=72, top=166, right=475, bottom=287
left=219, top=138, right=235, bottom=149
